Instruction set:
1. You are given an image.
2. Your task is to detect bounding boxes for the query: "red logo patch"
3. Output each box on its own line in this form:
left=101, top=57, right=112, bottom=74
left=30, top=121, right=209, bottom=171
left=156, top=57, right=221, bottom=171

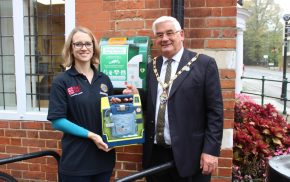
left=67, top=85, right=82, bottom=96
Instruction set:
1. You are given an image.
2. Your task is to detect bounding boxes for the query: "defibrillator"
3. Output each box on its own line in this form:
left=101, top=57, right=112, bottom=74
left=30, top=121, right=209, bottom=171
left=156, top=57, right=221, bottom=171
left=101, top=94, right=144, bottom=148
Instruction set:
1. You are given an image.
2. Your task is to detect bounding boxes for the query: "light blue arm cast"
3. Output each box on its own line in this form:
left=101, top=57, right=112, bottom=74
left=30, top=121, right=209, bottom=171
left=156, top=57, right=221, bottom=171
left=52, top=118, right=89, bottom=138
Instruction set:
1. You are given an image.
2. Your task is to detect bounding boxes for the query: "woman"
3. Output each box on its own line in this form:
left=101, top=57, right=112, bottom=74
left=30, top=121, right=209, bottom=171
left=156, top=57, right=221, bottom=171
left=47, top=26, right=115, bottom=182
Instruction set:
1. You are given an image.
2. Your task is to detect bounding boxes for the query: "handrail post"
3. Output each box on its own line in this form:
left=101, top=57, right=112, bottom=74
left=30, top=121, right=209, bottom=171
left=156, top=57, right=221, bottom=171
left=261, top=76, right=265, bottom=105
left=283, top=78, right=288, bottom=114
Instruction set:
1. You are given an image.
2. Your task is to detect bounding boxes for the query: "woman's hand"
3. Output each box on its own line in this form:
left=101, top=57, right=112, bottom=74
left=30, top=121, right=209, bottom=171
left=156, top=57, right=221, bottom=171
left=123, top=84, right=139, bottom=95
left=88, top=131, right=111, bottom=152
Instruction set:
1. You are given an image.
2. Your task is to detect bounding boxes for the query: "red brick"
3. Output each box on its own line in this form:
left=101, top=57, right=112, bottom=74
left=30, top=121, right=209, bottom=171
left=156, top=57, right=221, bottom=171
left=222, top=91, right=235, bottom=99
left=223, top=100, right=235, bottom=109
left=39, top=131, right=62, bottom=140
left=218, top=158, right=233, bottom=167
left=220, top=149, right=233, bottom=158
left=27, top=130, right=39, bottom=138
left=9, top=121, right=20, bottom=129
left=224, top=110, right=234, bottom=119
left=5, top=129, right=27, bottom=138
left=218, top=167, right=232, bottom=177
left=123, top=145, right=142, bottom=153
left=116, top=170, right=135, bottom=178
left=29, top=163, right=41, bottom=171
left=212, top=8, right=222, bottom=16
left=46, top=172, right=58, bottom=181
left=143, top=9, right=169, bottom=19
left=160, top=0, right=171, bottom=8
left=23, top=171, right=46, bottom=180
left=189, top=18, right=206, bottom=28
left=117, top=153, right=142, bottom=163
left=207, top=39, right=236, bottom=49
left=0, top=129, right=4, bottom=136
left=10, top=170, right=23, bottom=179
left=211, top=177, right=232, bottom=182
left=0, top=120, right=9, bottom=128
left=220, top=69, right=236, bottom=79
left=189, top=29, right=211, bottom=38
left=190, top=39, right=205, bottom=49
left=145, top=0, right=160, bottom=8
left=41, top=164, right=58, bottom=173
left=207, top=18, right=236, bottom=27
left=23, top=139, right=45, bottom=147
left=115, top=1, right=145, bottom=10
left=116, top=20, right=145, bottom=30
left=10, top=138, right=21, bottom=146
left=221, top=80, right=235, bottom=89
left=222, top=7, right=237, bottom=16
left=103, top=1, right=116, bottom=11
left=22, top=121, right=44, bottom=130
left=189, top=0, right=206, bottom=7
left=224, top=119, right=234, bottom=129
left=206, top=0, right=236, bottom=7
left=0, top=137, right=10, bottom=145
left=6, top=146, right=28, bottom=154
left=123, top=162, right=138, bottom=170
left=7, top=162, right=29, bottom=171
left=185, top=8, right=211, bottom=17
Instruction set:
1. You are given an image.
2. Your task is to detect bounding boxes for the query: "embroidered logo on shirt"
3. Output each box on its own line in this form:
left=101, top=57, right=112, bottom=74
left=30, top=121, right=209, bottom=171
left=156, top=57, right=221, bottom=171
left=67, top=85, right=83, bottom=97
left=100, top=84, right=108, bottom=93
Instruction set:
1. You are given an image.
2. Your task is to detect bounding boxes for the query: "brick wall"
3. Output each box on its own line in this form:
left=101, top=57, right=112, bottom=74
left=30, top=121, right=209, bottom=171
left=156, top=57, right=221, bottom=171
left=0, top=0, right=236, bottom=181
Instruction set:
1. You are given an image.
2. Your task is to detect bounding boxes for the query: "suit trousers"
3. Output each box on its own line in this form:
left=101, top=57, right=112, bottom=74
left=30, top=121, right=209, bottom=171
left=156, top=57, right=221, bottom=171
left=146, top=144, right=211, bottom=182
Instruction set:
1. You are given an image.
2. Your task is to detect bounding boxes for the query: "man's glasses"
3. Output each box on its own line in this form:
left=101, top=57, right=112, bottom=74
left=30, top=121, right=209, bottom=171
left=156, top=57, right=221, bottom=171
left=155, top=30, right=180, bottom=39
left=72, top=42, right=93, bottom=49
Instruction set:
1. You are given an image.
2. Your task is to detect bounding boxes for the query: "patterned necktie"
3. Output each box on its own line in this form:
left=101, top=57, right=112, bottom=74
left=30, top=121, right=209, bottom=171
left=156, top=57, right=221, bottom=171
left=156, top=59, right=173, bottom=145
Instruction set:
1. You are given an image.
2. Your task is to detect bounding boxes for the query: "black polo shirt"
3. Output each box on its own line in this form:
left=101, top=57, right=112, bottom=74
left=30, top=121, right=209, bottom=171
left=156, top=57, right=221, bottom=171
left=47, top=66, right=115, bottom=176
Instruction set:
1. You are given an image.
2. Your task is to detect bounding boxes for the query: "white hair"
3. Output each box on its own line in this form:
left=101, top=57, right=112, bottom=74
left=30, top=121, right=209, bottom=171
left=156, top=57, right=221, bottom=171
left=152, top=16, right=182, bottom=35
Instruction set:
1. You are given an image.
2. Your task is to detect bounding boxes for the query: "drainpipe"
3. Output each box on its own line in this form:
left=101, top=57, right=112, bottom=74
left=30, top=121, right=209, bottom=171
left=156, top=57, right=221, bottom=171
left=171, top=0, right=184, bottom=29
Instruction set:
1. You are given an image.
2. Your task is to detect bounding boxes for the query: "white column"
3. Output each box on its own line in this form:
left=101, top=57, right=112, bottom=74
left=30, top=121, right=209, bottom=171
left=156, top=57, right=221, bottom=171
left=236, top=6, right=251, bottom=93
left=235, top=30, right=244, bottom=93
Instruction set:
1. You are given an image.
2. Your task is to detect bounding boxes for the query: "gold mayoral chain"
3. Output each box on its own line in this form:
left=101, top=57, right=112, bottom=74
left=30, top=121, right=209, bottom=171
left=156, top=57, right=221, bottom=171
left=152, top=53, right=199, bottom=105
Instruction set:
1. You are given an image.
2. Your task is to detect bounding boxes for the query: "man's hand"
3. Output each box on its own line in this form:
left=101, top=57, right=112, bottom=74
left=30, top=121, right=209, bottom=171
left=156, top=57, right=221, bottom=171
left=200, top=153, right=218, bottom=175
left=88, top=132, right=111, bottom=152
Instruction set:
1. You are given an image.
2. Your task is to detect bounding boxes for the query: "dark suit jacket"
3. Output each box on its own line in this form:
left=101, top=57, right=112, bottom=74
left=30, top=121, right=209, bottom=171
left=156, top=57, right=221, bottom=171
left=143, top=49, right=224, bottom=177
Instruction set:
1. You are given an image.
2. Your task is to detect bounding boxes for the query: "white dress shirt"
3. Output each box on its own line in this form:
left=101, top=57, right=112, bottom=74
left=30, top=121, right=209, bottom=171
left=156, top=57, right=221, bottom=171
left=154, top=47, right=184, bottom=145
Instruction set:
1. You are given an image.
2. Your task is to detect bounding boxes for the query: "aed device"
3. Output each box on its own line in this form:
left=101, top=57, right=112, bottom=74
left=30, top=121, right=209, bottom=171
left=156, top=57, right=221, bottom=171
left=99, top=36, right=151, bottom=92
left=101, top=94, right=144, bottom=148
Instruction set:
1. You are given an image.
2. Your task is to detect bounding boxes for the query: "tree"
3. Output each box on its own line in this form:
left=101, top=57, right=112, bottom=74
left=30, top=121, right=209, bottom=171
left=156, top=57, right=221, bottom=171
left=243, top=0, right=283, bottom=66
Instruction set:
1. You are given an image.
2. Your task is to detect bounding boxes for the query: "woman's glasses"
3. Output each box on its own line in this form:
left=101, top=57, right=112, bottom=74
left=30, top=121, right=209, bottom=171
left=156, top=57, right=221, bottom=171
left=72, top=42, right=93, bottom=49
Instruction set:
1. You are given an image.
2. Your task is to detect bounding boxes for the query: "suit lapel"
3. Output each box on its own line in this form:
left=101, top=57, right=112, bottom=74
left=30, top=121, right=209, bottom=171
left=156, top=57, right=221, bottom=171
left=169, top=49, right=197, bottom=98
left=151, top=56, right=163, bottom=106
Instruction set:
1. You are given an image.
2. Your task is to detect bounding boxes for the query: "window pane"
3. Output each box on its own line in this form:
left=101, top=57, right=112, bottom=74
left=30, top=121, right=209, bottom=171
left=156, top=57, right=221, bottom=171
left=0, top=0, right=15, bottom=110
left=1, top=17, right=13, bottom=36
left=1, top=37, right=14, bottom=55
left=2, top=56, right=15, bottom=74
left=0, top=0, right=13, bottom=16
left=24, top=0, right=65, bottom=111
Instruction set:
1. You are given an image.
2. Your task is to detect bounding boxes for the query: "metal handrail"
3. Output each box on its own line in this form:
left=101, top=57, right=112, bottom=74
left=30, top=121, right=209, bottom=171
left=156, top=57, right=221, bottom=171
left=0, top=150, right=60, bottom=165
left=0, top=150, right=61, bottom=181
left=116, top=161, right=175, bottom=182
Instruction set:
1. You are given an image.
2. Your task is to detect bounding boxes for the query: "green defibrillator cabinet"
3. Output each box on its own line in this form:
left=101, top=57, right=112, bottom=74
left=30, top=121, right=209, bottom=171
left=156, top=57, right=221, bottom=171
left=99, top=36, right=151, bottom=91
left=99, top=36, right=150, bottom=148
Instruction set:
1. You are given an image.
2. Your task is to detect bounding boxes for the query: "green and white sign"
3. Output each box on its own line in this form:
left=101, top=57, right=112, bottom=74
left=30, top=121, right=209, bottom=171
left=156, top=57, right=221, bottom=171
left=100, top=45, right=128, bottom=87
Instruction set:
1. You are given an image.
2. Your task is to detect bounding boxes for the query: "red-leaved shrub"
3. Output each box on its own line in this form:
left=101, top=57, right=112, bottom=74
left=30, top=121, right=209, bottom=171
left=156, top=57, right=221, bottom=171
left=233, top=94, right=290, bottom=181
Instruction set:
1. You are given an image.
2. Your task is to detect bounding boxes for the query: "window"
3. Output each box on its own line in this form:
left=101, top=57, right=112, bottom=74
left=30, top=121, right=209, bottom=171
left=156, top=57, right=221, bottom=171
left=0, top=0, right=75, bottom=121
left=0, top=0, right=16, bottom=110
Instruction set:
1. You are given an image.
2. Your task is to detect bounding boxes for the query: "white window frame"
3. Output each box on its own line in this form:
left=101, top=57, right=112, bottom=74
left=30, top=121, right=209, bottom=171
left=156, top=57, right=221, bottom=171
left=0, top=0, right=75, bottom=121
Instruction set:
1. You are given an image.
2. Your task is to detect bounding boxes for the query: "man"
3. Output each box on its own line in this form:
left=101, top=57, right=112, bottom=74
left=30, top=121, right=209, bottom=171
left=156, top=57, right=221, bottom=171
left=144, top=15, right=224, bottom=182
left=124, top=16, right=223, bottom=181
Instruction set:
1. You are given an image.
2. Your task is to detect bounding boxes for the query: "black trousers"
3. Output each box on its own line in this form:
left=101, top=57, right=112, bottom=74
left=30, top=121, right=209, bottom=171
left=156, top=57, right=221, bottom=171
left=146, top=144, right=211, bottom=182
